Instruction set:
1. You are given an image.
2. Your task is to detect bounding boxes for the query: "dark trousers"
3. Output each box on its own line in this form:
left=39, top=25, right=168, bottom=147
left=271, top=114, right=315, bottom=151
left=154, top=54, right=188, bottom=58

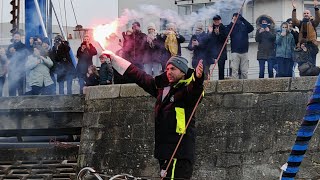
left=0, top=76, right=5, bottom=97
left=159, top=159, right=193, bottom=180
left=50, top=73, right=57, bottom=95
left=78, top=76, right=84, bottom=94
left=306, top=42, right=319, bottom=65
left=58, top=75, right=73, bottom=95
left=258, top=58, right=274, bottom=78
left=30, top=84, right=55, bottom=95
left=8, top=76, right=24, bottom=96
left=218, top=59, right=226, bottom=80
left=277, top=57, right=294, bottom=77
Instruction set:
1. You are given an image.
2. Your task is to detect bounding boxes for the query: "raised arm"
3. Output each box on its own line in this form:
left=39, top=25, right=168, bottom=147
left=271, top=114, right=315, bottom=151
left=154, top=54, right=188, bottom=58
left=105, top=50, right=158, bottom=97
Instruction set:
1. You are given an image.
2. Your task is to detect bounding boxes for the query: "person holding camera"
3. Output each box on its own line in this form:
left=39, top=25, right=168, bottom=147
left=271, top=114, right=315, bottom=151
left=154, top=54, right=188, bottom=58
left=205, top=15, right=228, bottom=80
left=292, top=0, right=320, bottom=65
left=76, top=35, right=97, bottom=94
left=51, top=35, right=75, bottom=95
left=255, top=15, right=276, bottom=78
left=275, top=22, right=296, bottom=77
left=187, top=22, right=208, bottom=78
left=25, top=46, right=54, bottom=95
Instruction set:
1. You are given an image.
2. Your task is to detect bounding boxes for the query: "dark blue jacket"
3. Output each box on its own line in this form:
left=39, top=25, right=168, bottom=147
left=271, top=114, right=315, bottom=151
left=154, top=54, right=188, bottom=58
left=188, top=31, right=208, bottom=67
left=205, top=24, right=228, bottom=65
left=227, top=17, right=254, bottom=53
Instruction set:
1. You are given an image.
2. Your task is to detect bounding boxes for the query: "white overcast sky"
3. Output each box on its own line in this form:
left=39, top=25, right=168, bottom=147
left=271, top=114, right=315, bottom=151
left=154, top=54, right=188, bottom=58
left=1, top=0, right=118, bottom=28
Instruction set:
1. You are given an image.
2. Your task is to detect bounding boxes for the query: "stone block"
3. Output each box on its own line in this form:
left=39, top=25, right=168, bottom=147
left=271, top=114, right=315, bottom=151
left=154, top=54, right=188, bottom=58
left=85, top=99, right=112, bottom=112
left=243, top=78, right=290, bottom=93
left=223, top=93, right=259, bottom=108
left=82, top=113, right=100, bottom=127
left=216, top=153, right=242, bottom=167
left=85, top=85, right=120, bottom=100
left=273, top=135, right=296, bottom=152
left=0, top=95, right=84, bottom=112
left=111, top=97, right=154, bottom=111
left=242, top=164, right=280, bottom=180
left=217, top=79, right=243, bottom=93
left=242, top=152, right=271, bottom=165
left=120, top=84, right=150, bottom=97
left=290, top=76, right=317, bottom=91
left=204, top=80, right=217, bottom=94
left=194, top=169, right=227, bottom=180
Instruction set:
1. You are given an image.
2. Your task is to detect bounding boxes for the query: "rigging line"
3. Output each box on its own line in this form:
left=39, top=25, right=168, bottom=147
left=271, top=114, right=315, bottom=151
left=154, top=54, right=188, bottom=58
left=161, top=0, right=248, bottom=179
left=0, top=0, right=3, bottom=40
left=64, top=0, right=68, bottom=39
left=58, top=0, right=64, bottom=33
left=70, top=0, right=82, bottom=40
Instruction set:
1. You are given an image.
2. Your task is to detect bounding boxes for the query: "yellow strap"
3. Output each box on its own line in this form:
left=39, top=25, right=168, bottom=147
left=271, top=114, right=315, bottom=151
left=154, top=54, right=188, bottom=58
left=171, top=158, right=177, bottom=180
left=175, top=107, right=186, bottom=134
left=174, top=73, right=195, bottom=88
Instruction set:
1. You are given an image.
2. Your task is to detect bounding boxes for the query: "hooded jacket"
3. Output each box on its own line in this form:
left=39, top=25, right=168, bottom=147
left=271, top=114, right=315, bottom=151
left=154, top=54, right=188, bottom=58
left=255, top=15, right=276, bottom=60
left=111, top=55, right=204, bottom=162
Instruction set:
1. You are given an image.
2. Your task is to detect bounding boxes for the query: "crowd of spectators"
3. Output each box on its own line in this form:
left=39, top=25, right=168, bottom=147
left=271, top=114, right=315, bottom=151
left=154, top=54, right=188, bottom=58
left=0, top=3, right=320, bottom=97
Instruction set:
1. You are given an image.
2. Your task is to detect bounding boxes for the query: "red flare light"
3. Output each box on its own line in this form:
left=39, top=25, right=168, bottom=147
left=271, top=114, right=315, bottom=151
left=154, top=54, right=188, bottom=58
left=93, top=21, right=118, bottom=50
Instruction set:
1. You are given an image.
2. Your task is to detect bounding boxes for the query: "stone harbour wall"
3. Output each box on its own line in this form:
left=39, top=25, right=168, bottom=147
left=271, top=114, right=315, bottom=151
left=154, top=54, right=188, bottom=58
left=79, top=76, right=320, bottom=180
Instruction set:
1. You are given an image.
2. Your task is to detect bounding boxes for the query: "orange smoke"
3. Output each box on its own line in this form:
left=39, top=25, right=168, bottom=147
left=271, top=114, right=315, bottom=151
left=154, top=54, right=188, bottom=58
left=93, top=21, right=118, bottom=50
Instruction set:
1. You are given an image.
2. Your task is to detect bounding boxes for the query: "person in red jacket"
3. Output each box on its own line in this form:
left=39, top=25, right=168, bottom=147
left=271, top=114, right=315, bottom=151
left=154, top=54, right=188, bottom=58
left=102, top=49, right=204, bottom=180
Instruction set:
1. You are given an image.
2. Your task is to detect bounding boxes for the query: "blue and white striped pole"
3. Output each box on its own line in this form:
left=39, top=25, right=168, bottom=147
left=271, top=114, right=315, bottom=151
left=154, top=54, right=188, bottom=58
left=280, top=76, right=320, bottom=179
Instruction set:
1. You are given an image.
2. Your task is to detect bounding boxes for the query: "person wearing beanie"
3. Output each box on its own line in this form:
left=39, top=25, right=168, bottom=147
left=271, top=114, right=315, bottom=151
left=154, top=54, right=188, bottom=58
left=291, top=0, right=319, bottom=65
left=227, top=13, right=254, bottom=79
left=143, top=22, right=163, bottom=77
left=102, top=49, right=204, bottom=180
left=205, top=15, right=228, bottom=80
left=188, top=22, right=208, bottom=78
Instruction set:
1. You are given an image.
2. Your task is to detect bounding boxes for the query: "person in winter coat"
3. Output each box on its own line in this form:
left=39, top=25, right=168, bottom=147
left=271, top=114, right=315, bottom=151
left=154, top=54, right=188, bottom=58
left=188, top=22, right=208, bottom=78
left=85, top=65, right=99, bottom=86
left=205, top=15, right=228, bottom=80
left=255, top=15, right=276, bottom=78
left=102, top=49, right=204, bottom=180
left=227, top=13, right=254, bottom=79
left=76, top=35, right=98, bottom=94
left=275, top=22, right=296, bottom=77
left=143, top=23, right=163, bottom=77
left=25, top=46, right=54, bottom=95
left=130, top=21, right=147, bottom=70
left=98, top=54, right=113, bottom=85
left=292, top=0, right=320, bottom=65
left=7, top=31, right=28, bottom=96
left=51, top=35, right=75, bottom=95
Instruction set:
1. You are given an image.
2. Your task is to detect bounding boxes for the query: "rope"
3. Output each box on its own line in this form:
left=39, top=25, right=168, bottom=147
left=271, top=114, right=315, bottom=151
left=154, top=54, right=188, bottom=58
left=161, top=0, right=248, bottom=179
left=70, top=0, right=82, bottom=40
left=58, top=0, right=65, bottom=34
left=0, top=0, right=3, bottom=40
left=63, top=0, right=68, bottom=39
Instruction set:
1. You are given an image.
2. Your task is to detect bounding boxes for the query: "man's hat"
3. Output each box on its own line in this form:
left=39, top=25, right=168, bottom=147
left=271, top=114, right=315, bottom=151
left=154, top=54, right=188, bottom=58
left=132, top=21, right=141, bottom=27
left=166, top=56, right=189, bottom=74
left=213, top=15, right=221, bottom=20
